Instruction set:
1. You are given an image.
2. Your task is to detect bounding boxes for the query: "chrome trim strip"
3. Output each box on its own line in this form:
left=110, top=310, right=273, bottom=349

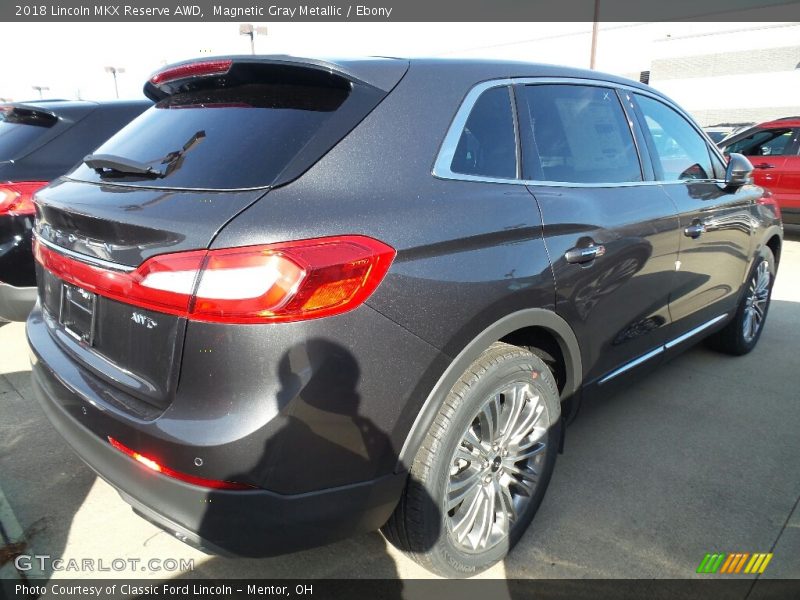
left=598, top=313, right=729, bottom=384
left=664, top=314, right=728, bottom=349
left=432, top=75, right=727, bottom=188
left=598, top=346, right=664, bottom=385
left=34, top=234, right=135, bottom=272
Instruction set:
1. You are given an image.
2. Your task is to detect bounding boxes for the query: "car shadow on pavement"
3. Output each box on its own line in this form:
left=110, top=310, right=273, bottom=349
left=0, top=370, right=97, bottom=579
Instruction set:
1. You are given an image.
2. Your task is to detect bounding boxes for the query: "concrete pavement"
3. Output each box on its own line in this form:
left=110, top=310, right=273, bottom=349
left=0, top=233, right=798, bottom=584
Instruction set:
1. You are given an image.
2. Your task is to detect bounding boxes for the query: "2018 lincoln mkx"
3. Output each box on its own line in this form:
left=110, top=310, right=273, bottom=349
left=27, top=56, right=783, bottom=577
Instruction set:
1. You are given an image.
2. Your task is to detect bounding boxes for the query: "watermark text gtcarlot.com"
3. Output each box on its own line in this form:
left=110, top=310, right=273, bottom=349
left=14, top=554, right=194, bottom=572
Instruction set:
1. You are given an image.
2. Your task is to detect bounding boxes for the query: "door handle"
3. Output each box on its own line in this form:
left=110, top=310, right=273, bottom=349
left=565, top=243, right=606, bottom=264
left=753, top=163, right=775, bottom=169
left=684, top=222, right=706, bottom=238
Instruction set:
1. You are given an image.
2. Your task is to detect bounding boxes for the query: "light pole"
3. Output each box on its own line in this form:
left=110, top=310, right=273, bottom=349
left=104, top=66, right=125, bottom=99
left=239, top=24, right=268, bottom=55
left=32, top=85, right=50, bottom=99
left=589, top=0, right=600, bottom=69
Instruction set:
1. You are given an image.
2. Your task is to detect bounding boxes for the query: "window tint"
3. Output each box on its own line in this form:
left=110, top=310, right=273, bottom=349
left=521, top=84, right=642, bottom=184
left=69, top=82, right=354, bottom=190
left=724, top=128, right=795, bottom=157
left=635, top=94, right=713, bottom=181
left=450, top=86, right=517, bottom=179
left=706, top=131, right=728, bottom=144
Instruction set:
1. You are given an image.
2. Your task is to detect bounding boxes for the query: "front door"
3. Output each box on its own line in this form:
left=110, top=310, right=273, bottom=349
left=632, top=93, right=757, bottom=339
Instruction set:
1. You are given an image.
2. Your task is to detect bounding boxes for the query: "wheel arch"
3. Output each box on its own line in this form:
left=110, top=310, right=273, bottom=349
left=765, top=231, right=782, bottom=266
left=395, top=308, right=582, bottom=472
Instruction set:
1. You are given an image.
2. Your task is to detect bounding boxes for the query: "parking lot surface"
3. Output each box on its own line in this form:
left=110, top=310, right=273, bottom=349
left=1, top=233, right=798, bottom=584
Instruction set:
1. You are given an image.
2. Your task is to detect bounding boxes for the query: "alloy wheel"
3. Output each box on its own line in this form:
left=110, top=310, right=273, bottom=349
left=742, top=260, right=771, bottom=343
left=445, top=380, right=551, bottom=553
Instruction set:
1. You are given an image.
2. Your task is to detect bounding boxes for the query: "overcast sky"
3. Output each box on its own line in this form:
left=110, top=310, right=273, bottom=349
left=1, top=20, right=796, bottom=102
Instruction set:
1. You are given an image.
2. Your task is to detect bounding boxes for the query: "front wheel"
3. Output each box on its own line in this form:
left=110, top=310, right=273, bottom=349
left=707, top=247, right=775, bottom=356
left=382, top=342, right=562, bottom=578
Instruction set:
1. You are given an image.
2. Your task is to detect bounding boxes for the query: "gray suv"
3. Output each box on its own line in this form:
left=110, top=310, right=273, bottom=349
left=27, top=56, right=782, bottom=577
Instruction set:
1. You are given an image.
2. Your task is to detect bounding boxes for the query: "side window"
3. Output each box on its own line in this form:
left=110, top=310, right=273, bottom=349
left=450, top=86, right=517, bottom=179
left=724, top=128, right=795, bottom=157
left=635, top=94, right=713, bottom=181
left=521, top=84, right=642, bottom=184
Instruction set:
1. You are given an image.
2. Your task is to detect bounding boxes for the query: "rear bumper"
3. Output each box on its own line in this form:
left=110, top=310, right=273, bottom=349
left=0, top=282, right=36, bottom=321
left=30, top=349, right=406, bottom=556
left=27, top=307, right=428, bottom=556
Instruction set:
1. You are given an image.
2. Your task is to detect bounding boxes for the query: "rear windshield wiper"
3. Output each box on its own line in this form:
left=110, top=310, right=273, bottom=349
left=83, top=131, right=206, bottom=180
left=158, top=130, right=206, bottom=178
left=83, top=154, right=164, bottom=178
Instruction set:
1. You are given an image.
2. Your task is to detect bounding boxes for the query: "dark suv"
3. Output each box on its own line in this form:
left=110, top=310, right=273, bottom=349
left=0, top=99, right=149, bottom=321
left=27, top=57, right=782, bottom=577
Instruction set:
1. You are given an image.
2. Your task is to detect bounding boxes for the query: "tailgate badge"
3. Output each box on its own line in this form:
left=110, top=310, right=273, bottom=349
left=131, top=312, right=158, bottom=329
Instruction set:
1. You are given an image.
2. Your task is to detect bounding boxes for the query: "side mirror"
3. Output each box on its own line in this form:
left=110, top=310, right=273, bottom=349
left=724, top=152, right=753, bottom=189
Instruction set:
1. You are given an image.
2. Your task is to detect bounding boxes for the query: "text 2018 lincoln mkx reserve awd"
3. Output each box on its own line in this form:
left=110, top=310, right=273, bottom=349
left=27, top=56, right=782, bottom=577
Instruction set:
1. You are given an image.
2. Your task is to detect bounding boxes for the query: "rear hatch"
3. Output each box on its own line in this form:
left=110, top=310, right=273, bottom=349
left=0, top=102, right=97, bottom=177
left=1, top=103, right=62, bottom=164
left=33, top=56, right=407, bottom=416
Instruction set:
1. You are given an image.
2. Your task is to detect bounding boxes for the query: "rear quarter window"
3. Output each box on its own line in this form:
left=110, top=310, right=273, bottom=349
left=449, top=86, right=517, bottom=180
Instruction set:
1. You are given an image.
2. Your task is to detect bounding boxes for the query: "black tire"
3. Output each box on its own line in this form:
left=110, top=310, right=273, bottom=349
left=382, top=342, right=562, bottom=578
left=706, top=247, right=775, bottom=356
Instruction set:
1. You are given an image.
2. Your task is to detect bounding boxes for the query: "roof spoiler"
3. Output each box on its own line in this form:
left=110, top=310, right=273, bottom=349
left=0, top=105, right=59, bottom=127
left=144, top=55, right=409, bottom=101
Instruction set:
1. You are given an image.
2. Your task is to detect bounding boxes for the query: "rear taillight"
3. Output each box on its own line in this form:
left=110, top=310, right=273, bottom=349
left=107, top=437, right=255, bottom=490
left=34, top=235, right=396, bottom=323
left=150, top=59, right=233, bottom=86
left=0, top=181, right=48, bottom=216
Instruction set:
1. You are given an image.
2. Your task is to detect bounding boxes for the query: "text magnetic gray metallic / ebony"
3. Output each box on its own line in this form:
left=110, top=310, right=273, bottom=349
left=27, top=56, right=782, bottom=577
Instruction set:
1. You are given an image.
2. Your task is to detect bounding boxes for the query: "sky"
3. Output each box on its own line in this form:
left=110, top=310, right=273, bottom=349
left=1, top=20, right=798, bottom=106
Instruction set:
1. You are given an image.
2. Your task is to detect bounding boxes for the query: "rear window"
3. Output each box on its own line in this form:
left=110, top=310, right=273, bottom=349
left=0, top=107, right=58, bottom=161
left=69, top=81, right=360, bottom=190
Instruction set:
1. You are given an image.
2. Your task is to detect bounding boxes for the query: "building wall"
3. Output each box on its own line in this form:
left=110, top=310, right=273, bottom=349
left=643, top=25, right=800, bottom=127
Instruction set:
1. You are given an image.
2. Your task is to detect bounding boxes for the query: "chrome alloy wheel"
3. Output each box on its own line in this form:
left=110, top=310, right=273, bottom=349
left=743, top=260, right=771, bottom=343
left=445, top=381, right=551, bottom=553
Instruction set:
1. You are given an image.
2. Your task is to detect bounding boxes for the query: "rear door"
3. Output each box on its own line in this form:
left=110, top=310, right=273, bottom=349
left=517, top=82, right=681, bottom=386
left=631, top=92, right=758, bottom=342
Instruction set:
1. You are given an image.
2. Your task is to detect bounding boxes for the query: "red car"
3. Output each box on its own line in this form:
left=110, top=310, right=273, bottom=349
left=720, top=117, right=800, bottom=224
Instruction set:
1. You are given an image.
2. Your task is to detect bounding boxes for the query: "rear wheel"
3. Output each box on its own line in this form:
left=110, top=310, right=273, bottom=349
left=707, top=247, right=775, bottom=356
left=382, top=342, right=561, bottom=577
